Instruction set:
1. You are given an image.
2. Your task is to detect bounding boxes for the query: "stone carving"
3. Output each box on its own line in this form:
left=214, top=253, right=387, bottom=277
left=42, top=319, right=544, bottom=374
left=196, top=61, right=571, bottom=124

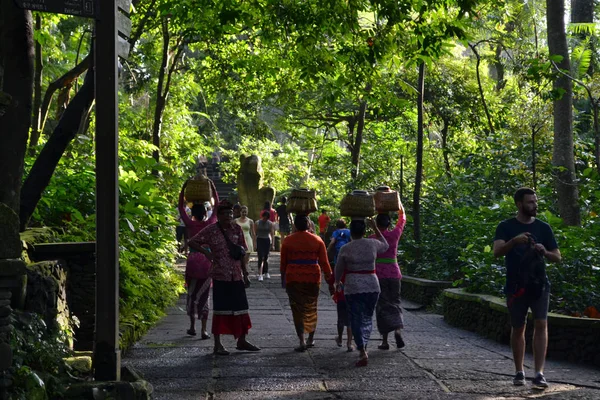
left=236, top=155, right=275, bottom=220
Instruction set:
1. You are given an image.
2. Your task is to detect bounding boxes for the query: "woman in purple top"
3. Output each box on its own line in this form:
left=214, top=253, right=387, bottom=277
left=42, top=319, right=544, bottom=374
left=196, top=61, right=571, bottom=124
left=369, top=204, right=407, bottom=350
left=179, top=179, right=219, bottom=338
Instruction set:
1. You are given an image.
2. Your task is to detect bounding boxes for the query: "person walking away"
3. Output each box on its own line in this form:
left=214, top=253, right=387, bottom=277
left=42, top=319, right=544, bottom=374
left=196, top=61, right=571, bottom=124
left=262, top=201, right=278, bottom=223
left=188, top=200, right=260, bottom=355
left=327, top=219, right=351, bottom=265
left=371, top=205, right=407, bottom=350
left=318, top=209, right=331, bottom=242
left=255, top=210, right=275, bottom=281
left=179, top=179, right=219, bottom=338
left=235, top=206, right=256, bottom=266
left=335, top=218, right=388, bottom=367
left=281, top=214, right=334, bottom=352
left=276, top=196, right=292, bottom=242
left=176, top=203, right=191, bottom=255
left=493, top=188, right=560, bottom=388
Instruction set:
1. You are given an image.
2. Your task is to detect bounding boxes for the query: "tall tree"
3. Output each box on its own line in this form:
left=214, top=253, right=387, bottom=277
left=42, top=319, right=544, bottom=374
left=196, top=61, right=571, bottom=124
left=546, top=0, right=581, bottom=225
left=0, top=1, right=34, bottom=214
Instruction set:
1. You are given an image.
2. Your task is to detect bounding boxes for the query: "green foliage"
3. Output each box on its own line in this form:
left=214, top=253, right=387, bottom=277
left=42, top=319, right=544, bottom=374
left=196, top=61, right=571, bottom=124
left=9, top=311, right=73, bottom=400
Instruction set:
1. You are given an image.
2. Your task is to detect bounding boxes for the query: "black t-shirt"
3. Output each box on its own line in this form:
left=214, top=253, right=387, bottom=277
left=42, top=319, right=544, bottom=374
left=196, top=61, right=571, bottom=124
left=494, top=218, right=558, bottom=290
left=276, top=204, right=291, bottom=227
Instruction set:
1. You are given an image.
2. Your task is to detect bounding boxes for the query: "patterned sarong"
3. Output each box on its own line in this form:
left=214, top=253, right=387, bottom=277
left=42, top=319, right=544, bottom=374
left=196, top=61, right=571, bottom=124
left=212, top=280, right=252, bottom=338
left=345, top=292, right=379, bottom=351
left=186, top=277, right=211, bottom=320
left=376, top=278, right=404, bottom=334
left=286, top=281, right=321, bottom=335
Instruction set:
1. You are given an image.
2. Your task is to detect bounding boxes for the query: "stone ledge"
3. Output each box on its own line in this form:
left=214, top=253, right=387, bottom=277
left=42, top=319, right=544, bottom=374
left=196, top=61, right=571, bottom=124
left=443, top=288, right=600, bottom=368
left=64, top=366, right=152, bottom=399
left=31, top=242, right=96, bottom=255
left=401, top=275, right=454, bottom=307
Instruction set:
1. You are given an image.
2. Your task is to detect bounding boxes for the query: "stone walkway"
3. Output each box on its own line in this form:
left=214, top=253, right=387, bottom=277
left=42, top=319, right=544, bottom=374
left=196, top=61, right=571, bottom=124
left=124, top=254, right=600, bottom=399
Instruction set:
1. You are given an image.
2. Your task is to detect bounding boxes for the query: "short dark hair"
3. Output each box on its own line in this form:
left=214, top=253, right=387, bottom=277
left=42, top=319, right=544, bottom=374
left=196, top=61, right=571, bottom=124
left=514, top=188, right=536, bottom=204
left=217, top=200, right=234, bottom=214
left=191, top=204, right=206, bottom=220
left=294, top=214, right=309, bottom=231
left=280, top=196, right=287, bottom=204
left=349, top=220, right=366, bottom=237
left=335, top=219, right=346, bottom=229
left=264, top=201, right=271, bottom=209
left=321, top=209, right=327, bottom=213
left=376, top=213, right=391, bottom=228
left=261, top=210, right=270, bottom=219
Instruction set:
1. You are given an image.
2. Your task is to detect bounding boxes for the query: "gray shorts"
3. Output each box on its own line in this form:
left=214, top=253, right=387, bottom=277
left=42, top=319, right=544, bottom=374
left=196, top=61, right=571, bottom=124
left=507, top=286, right=550, bottom=328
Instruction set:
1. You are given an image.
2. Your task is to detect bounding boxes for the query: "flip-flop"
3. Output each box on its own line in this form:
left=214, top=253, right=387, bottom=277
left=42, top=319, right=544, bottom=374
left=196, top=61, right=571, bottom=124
left=346, top=346, right=354, bottom=352
left=378, top=343, right=390, bottom=350
left=213, top=348, right=230, bottom=356
left=236, top=342, right=261, bottom=351
left=355, top=358, right=368, bottom=367
left=306, top=341, right=315, bottom=348
left=294, top=345, right=307, bottom=352
left=186, top=329, right=196, bottom=336
left=335, top=337, right=342, bottom=347
left=201, top=332, right=211, bottom=340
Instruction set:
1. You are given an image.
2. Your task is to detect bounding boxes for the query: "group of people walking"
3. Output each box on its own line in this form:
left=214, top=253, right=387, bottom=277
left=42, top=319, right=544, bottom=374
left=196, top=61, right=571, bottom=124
left=178, top=179, right=407, bottom=366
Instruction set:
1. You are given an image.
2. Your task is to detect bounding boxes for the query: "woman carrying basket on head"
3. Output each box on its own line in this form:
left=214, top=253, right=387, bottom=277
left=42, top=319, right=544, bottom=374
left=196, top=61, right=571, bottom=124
left=179, top=179, right=219, bottom=339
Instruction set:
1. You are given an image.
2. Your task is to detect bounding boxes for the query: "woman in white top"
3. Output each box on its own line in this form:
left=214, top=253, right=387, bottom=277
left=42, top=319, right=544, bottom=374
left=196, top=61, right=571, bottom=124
left=235, top=206, right=255, bottom=267
left=335, top=217, right=388, bottom=367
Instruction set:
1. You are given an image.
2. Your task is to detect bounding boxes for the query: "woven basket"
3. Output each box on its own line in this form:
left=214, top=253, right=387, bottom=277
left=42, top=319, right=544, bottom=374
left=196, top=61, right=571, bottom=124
left=374, top=186, right=400, bottom=213
left=185, top=176, right=212, bottom=202
left=340, top=190, right=375, bottom=217
left=290, top=188, right=316, bottom=199
left=287, top=197, right=318, bottom=214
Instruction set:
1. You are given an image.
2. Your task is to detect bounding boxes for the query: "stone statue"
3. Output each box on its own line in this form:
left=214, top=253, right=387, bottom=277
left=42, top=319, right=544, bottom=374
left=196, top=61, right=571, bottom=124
left=237, top=155, right=275, bottom=221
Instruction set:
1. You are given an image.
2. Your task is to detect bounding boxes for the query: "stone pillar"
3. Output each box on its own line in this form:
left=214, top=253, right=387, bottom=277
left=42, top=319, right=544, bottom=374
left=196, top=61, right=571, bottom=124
left=236, top=155, right=276, bottom=220
left=0, top=203, right=26, bottom=398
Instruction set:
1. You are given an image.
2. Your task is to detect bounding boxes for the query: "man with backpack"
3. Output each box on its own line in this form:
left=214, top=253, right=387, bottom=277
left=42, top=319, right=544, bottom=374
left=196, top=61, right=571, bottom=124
left=493, top=188, right=561, bottom=389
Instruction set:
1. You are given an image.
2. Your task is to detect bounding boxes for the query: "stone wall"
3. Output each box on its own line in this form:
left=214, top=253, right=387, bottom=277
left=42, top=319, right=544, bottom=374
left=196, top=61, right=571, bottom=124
left=443, top=288, right=600, bottom=368
left=401, top=275, right=453, bottom=307
left=30, top=243, right=96, bottom=351
left=25, top=260, right=70, bottom=335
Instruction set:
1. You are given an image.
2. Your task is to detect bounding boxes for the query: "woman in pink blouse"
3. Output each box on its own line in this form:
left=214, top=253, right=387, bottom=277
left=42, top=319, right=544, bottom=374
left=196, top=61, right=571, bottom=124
left=188, top=200, right=260, bottom=355
left=369, top=203, right=407, bottom=350
left=179, top=179, right=219, bottom=339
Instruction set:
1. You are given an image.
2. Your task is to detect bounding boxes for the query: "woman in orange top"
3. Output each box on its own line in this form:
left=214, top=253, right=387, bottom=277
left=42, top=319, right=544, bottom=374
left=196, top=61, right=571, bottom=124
left=281, top=214, right=334, bottom=352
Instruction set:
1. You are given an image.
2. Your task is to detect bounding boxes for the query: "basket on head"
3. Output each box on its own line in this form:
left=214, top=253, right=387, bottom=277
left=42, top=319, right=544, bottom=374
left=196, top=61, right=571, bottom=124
left=185, top=176, right=212, bottom=202
left=373, top=186, right=400, bottom=213
left=340, top=190, right=375, bottom=217
left=287, top=188, right=317, bottom=214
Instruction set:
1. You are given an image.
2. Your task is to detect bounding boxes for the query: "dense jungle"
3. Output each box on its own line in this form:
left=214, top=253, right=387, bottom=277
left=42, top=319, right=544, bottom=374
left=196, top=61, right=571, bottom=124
left=1, top=0, right=599, bottom=397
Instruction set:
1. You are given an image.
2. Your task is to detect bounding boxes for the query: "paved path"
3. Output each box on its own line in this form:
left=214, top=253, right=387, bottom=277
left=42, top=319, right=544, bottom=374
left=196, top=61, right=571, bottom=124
left=124, top=254, right=600, bottom=399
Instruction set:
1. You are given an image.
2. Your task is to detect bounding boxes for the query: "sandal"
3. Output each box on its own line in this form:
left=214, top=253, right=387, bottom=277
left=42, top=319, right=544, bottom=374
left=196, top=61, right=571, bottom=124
left=335, top=337, right=342, bottom=347
left=306, top=340, right=316, bottom=348
left=201, top=332, right=211, bottom=340
left=378, top=343, right=390, bottom=350
left=213, top=347, right=230, bottom=356
left=395, top=332, right=405, bottom=349
left=346, top=346, right=354, bottom=352
left=294, top=345, right=307, bottom=352
left=186, top=329, right=196, bottom=336
left=236, top=342, right=261, bottom=352
left=355, top=358, right=368, bottom=367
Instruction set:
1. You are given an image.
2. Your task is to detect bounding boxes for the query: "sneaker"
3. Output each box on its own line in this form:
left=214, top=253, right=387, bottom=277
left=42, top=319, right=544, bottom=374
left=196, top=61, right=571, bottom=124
left=265, top=273, right=271, bottom=279
left=532, top=373, right=548, bottom=389
left=513, top=371, right=526, bottom=386
left=258, top=275, right=263, bottom=281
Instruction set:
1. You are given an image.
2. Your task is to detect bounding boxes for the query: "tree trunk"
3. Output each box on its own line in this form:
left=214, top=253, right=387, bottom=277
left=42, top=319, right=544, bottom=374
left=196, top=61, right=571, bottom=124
left=19, top=65, right=95, bottom=230
left=29, top=13, right=43, bottom=155
left=152, top=18, right=171, bottom=164
left=546, top=0, right=581, bottom=226
left=571, top=0, right=594, bottom=24
left=413, top=62, right=425, bottom=244
left=350, top=100, right=367, bottom=181
left=0, top=2, right=34, bottom=214
left=441, top=118, right=451, bottom=179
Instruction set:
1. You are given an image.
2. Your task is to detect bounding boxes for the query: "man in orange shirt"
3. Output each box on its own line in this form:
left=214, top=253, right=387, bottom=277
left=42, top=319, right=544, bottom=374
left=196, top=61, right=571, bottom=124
left=281, top=215, right=334, bottom=352
left=317, top=209, right=331, bottom=242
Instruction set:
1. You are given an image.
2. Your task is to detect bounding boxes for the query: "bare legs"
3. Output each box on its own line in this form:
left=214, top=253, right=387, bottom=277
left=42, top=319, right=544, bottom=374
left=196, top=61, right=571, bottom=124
left=511, top=320, right=547, bottom=374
